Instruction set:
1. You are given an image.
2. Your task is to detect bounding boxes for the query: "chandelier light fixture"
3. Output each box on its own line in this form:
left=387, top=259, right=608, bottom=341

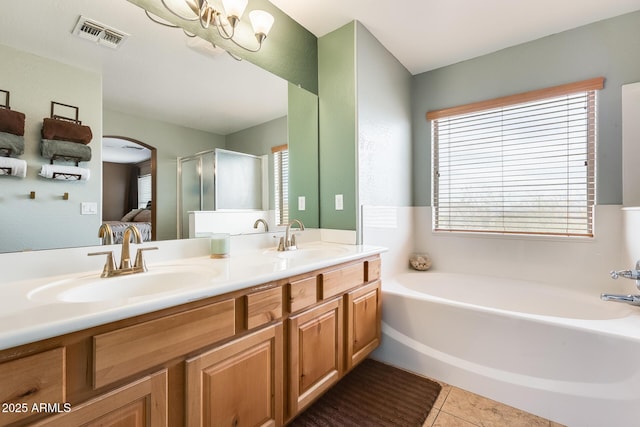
left=156, top=0, right=275, bottom=53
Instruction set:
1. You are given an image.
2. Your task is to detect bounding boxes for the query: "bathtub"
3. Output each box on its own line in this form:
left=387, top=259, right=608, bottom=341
left=372, top=272, right=640, bottom=427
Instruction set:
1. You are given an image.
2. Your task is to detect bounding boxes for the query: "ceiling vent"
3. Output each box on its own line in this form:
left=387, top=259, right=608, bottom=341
left=72, top=16, right=128, bottom=49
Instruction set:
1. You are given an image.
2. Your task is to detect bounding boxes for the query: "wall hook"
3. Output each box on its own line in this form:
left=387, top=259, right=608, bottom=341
left=63, top=192, right=69, bottom=200
left=29, top=191, right=36, bottom=199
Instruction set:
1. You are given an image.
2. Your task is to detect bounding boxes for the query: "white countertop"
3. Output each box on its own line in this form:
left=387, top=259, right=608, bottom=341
left=0, top=241, right=385, bottom=351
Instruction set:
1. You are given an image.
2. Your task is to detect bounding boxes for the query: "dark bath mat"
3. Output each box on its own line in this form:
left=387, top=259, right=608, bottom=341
left=288, top=358, right=442, bottom=426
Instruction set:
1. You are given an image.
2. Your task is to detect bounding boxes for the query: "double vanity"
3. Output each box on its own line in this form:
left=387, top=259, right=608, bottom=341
left=0, top=238, right=384, bottom=426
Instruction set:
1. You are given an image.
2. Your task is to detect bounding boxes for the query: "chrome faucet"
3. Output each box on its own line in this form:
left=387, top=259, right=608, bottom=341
left=609, top=259, right=640, bottom=290
left=278, top=219, right=305, bottom=251
left=98, top=223, right=114, bottom=245
left=600, top=293, right=640, bottom=306
left=253, top=218, right=269, bottom=232
left=89, top=225, right=157, bottom=278
left=601, top=259, right=640, bottom=306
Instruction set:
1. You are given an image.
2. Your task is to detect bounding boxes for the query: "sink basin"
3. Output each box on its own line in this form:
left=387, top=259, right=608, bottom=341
left=28, top=266, right=217, bottom=303
left=262, top=244, right=349, bottom=261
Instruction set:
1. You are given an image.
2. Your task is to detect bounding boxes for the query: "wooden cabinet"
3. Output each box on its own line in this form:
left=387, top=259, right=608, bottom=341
left=0, top=254, right=381, bottom=427
left=0, top=348, right=65, bottom=426
left=285, top=258, right=381, bottom=422
left=345, top=280, right=382, bottom=369
left=185, top=324, right=283, bottom=427
left=93, top=300, right=236, bottom=389
left=245, top=286, right=283, bottom=330
left=30, top=370, right=167, bottom=427
left=365, top=258, right=381, bottom=282
left=320, top=263, right=364, bottom=299
left=287, top=276, right=317, bottom=313
left=287, top=297, right=343, bottom=416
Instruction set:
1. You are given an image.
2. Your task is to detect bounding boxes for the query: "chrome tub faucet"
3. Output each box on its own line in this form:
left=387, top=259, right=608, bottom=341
left=609, top=259, right=640, bottom=290
left=600, top=294, right=640, bottom=306
left=602, top=259, right=640, bottom=306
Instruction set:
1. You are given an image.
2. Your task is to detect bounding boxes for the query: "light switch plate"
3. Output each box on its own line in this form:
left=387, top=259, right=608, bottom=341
left=81, top=202, right=98, bottom=215
left=335, top=194, right=343, bottom=211
left=298, top=196, right=306, bottom=211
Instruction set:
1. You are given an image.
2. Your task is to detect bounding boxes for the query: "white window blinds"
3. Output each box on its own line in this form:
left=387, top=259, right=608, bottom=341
left=273, top=145, right=289, bottom=226
left=137, top=174, right=152, bottom=209
left=429, top=78, right=602, bottom=237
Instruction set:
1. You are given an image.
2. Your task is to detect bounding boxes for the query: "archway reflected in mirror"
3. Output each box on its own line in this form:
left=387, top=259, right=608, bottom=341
left=102, top=136, right=157, bottom=242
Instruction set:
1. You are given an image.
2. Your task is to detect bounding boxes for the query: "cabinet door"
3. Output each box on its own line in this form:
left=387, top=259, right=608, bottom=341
left=185, top=323, right=283, bottom=427
left=287, top=297, right=343, bottom=417
left=0, top=348, right=65, bottom=426
left=345, top=280, right=381, bottom=370
left=30, top=370, right=167, bottom=427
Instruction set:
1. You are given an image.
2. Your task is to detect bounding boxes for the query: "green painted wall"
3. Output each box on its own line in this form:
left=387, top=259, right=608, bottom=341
left=128, top=0, right=318, bottom=94
left=288, top=83, right=319, bottom=227
left=318, top=22, right=357, bottom=230
left=412, top=10, right=640, bottom=206
left=317, top=21, right=412, bottom=233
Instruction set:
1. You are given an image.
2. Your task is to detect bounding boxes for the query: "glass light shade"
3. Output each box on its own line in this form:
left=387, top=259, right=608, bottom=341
left=249, top=10, right=274, bottom=36
left=162, top=0, right=199, bottom=18
left=221, top=0, right=248, bottom=18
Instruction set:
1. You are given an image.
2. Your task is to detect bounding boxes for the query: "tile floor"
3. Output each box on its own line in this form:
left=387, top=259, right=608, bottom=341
left=423, top=381, right=565, bottom=427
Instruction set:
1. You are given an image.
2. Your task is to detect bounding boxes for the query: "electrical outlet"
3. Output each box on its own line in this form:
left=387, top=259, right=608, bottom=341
left=335, top=194, right=343, bottom=211
left=298, top=196, right=306, bottom=211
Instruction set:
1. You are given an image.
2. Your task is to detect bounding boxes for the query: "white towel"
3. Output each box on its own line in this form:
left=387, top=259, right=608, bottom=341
left=0, top=157, right=27, bottom=178
left=39, top=164, right=90, bottom=181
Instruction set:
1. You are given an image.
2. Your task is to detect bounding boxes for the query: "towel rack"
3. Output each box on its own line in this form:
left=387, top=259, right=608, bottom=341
left=48, top=155, right=82, bottom=180
left=50, top=154, right=81, bottom=167
left=1, top=145, right=16, bottom=174
left=52, top=171, right=82, bottom=180
left=50, top=101, right=81, bottom=124
left=46, top=151, right=81, bottom=180
left=0, top=90, right=10, bottom=110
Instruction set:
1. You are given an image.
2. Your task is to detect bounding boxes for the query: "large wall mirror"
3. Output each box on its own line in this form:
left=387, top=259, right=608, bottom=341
left=0, top=0, right=318, bottom=253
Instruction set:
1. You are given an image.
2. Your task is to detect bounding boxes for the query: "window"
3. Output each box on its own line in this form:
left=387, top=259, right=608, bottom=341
left=137, top=174, right=152, bottom=209
left=273, top=144, right=289, bottom=226
left=428, top=77, right=603, bottom=237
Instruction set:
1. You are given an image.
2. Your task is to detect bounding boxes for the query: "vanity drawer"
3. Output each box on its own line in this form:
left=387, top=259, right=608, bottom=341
left=0, top=347, right=65, bottom=425
left=288, top=276, right=318, bottom=313
left=320, top=263, right=365, bottom=299
left=93, top=299, right=235, bottom=389
left=365, top=258, right=381, bottom=282
left=245, top=286, right=283, bottom=329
